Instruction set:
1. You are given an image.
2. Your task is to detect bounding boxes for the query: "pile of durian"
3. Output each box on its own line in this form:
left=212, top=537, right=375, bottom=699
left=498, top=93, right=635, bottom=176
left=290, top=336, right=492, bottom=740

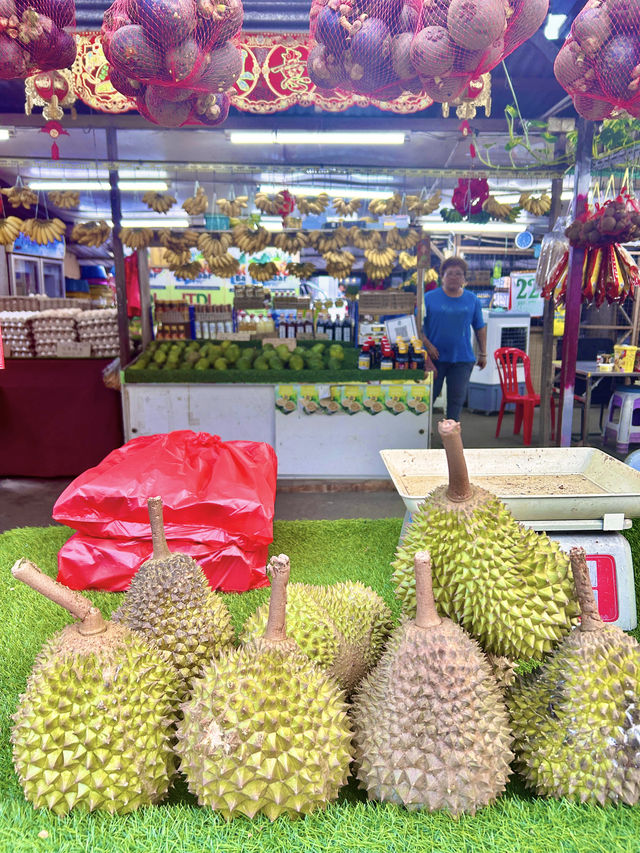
left=9, top=426, right=640, bottom=821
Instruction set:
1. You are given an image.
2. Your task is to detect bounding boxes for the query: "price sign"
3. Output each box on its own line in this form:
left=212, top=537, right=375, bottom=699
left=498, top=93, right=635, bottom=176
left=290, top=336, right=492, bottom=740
left=416, top=238, right=431, bottom=270
left=510, top=272, right=544, bottom=317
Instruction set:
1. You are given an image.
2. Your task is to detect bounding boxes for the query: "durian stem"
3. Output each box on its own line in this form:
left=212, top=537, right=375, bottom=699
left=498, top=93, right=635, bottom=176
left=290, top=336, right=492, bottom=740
left=148, top=496, right=172, bottom=560
left=570, top=547, right=603, bottom=632
left=438, top=419, right=473, bottom=502
left=414, top=550, right=442, bottom=629
left=263, top=554, right=290, bottom=642
left=11, top=559, right=107, bottom=635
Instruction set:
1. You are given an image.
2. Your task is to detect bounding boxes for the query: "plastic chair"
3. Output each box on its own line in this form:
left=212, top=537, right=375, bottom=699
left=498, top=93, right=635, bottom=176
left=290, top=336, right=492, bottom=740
left=495, top=347, right=555, bottom=446
left=603, top=386, right=640, bottom=454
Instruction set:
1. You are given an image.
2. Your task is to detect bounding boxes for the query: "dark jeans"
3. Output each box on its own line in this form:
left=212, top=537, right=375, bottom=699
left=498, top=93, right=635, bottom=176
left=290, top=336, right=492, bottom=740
left=432, top=361, right=474, bottom=421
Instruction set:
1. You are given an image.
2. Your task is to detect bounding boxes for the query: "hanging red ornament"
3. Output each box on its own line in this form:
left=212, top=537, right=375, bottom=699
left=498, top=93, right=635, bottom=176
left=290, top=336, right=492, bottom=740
left=40, top=119, right=69, bottom=159
left=451, top=176, right=489, bottom=217
left=275, top=189, right=296, bottom=221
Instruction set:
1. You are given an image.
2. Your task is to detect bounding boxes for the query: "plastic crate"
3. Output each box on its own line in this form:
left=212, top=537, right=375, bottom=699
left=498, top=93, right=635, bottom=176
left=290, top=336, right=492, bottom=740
left=204, top=214, right=230, bottom=230
left=466, top=381, right=525, bottom=415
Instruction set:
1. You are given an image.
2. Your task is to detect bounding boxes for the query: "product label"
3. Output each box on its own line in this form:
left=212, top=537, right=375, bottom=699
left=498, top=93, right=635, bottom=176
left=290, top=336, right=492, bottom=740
left=275, top=384, right=298, bottom=414
left=362, top=385, right=386, bottom=414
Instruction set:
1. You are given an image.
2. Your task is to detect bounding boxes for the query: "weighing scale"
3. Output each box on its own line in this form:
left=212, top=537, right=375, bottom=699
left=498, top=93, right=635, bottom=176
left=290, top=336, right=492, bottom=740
left=381, top=446, right=640, bottom=630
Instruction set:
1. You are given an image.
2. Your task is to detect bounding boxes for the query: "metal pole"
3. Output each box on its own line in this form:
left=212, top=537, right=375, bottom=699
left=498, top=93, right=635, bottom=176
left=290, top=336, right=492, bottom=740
left=557, top=118, right=594, bottom=446
left=106, top=127, right=130, bottom=367
left=137, top=248, right=152, bottom=348
left=416, top=236, right=431, bottom=334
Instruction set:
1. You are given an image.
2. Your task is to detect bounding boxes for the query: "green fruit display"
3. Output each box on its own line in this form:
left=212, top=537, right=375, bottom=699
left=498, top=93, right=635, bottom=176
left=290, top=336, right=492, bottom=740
left=289, top=354, right=305, bottom=371
left=276, top=344, right=291, bottom=362
left=254, top=356, right=270, bottom=370
left=113, top=497, right=235, bottom=700
left=352, top=551, right=513, bottom=816
left=153, top=350, right=167, bottom=365
left=392, top=420, right=578, bottom=660
left=195, top=358, right=211, bottom=370
left=241, top=581, right=393, bottom=693
left=176, top=554, right=353, bottom=820
left=509, top=547, right=640, bottom=805
left=11, top=559, right=180, bottom=816
left=213, top=357, right=228, bottom=370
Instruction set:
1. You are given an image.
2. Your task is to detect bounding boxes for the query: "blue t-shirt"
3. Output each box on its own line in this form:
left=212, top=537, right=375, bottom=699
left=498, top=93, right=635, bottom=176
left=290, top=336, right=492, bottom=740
left=423, top=288, right=485, bottom=363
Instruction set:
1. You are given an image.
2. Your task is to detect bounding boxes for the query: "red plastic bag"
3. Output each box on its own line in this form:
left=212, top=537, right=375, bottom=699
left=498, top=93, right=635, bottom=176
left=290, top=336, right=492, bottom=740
left=57, top=532, right=269, bottom=592
left=53, top=431, right=277, bottom=548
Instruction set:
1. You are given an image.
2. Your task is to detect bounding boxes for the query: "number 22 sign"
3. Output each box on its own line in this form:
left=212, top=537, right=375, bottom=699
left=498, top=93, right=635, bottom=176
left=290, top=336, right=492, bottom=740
left=510, top=272, right=544, bottom=317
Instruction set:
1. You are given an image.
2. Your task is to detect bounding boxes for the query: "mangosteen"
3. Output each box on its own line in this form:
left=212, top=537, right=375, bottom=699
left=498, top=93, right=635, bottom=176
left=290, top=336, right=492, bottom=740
left=420, top=73, right=466, bottom=102
left=391, top=32, right=414, bottom=79
left=195, top=0, right=242, bottom=49
left=21, top=16, right=58, bottom=61
left=194, top=90, right=230, bottom=125
left=422, top=0, right=451, bottom=28
left=109, top=24, right=162, bottom=79
left=165, top=37, right=205, bottom=83
left=0, top=34, right=27, bottom=78
left=194, top=40, right=241, bottom=92
left=410, top=25, right=453, bottom=77
left=142, top=85, right=193, bottom=125
left=397, top=3, right=420, bottom=34
left=572, top=93, right=613, bottom=120
left=131, top=0, right=196, bottom=47
left=447, top=0, right=506, bottom=51
left=607, top=0, right=640, bottom=31
left=554, top=41, right=590, bottom=91
left=571, top=7, right=610, bottom=57
left=110, top=67, right=146, bottom=97
left=43, top=27, right=76, bottom=69
left=350, top=17, right=392, bottom=68
left=306, top=42, right=349, bottom=90
left=0, top=0, right=16, bottom=16
left=600, top=34, right=640, bottom=100
left=146, top=82, right=193, bottom=101
left=315, top=5, right=348, bottom=53
left=453, top=36, right=503, bottom=74
left=349, top=57, right=395, bottom=93
left=503, top=0, right=548, bottom=55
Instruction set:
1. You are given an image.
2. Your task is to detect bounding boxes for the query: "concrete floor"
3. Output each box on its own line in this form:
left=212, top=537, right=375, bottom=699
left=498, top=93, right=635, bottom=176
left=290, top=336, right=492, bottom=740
left=0, top=403, right=625, bottom=534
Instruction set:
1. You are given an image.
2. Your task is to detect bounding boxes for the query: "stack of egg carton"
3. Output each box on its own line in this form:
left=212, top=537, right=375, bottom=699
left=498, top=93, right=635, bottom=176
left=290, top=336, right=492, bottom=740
left=0, top=311, right=37, bottom=357
left=76, top=308, right=119, bottom=357
left=31, top=309, right=81, bottom=357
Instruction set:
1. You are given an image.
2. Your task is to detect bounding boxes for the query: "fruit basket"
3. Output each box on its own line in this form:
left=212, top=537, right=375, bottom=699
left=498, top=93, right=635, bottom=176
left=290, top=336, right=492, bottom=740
left=358, top=291, right=416, bottom=315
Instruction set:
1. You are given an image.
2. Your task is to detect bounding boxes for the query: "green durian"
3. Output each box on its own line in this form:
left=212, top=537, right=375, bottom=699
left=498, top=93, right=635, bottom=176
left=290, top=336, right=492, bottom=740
left=391, top=420, right=578, bottom=659
left=176, top=554, right=353, bottom=821
left=11, top=559, right=180, bottom=816
left=240, top=580, right=393, bottom=692
left=113, top=496, right=235, bottom=700
left=509, top=546, right=640, bottom=805
left=352, top=550, right=514, bottom=816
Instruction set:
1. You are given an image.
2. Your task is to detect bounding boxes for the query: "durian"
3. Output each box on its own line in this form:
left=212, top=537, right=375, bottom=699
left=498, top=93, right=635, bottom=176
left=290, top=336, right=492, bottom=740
left=113, top=496, right=235, bottom=700
left=392, top=420, right=579, bottom=659
left=240, top=580, right=393, bottom=692
left=11, top=559, right=180, bottom=816
left=176, top=554, right=353, bottom=820
left=352, top=550, right=514, bottom=816
left=509, top=547, right=640, bottom=805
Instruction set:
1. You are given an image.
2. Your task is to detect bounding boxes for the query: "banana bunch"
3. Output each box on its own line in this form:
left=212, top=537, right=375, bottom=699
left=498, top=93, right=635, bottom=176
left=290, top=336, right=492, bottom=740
left=70, top=220, right=111, bottom=247
left=332, top=197, right=361, bottom=217
left=399, top=251, right=417, bottom=270
left=287, top=261, right=316, bottom=279
left=158, top=229, right=200, bottom=252
left=368, top=193, right=402, bottom=217
left=364, top=246, right=396, bottom=270
left=386, top=227, right=421, bottom=250
left=273, top=230, right=309, bottom=253
left=308, top=226, right=349, bottom=253
left=198, top=231, right=232, bottom=257
left=232, top=223, right=270, bottom=253
left=0, top=216, right=23, bottom=246
left=349, top=226, right=381, bottom=250
left=171, top=261, right=203, bottom=280
left=47, top=191, right=80, bottom=209
left=254, top=192, right=280, bottom=215
left=163, top=248, right=192, bottom=267
left=182, top=186, right=208, bottom=216
left=216, top=196, right=248, bottom=217
left=2, top=186, right=38, bottom=210
left=363, top=260, right=393, bottom=281
left=483, top=196, right=520, bottom=222
left=23, top=217, right=66, bottom=245
left=295, top=193, right=330, bottom=215
left=323, top=250, right=355, bottom=278
left=119, top=228, right=154, bottom=250
left=207, top=252, right=240, bottom=278
left=142, top=191, right=176, bottom=213
left=249, top=261, right=278, bottom=282
left=406, top=190, right=441, bottom=217
left=519, top=192, right=551, bottom=216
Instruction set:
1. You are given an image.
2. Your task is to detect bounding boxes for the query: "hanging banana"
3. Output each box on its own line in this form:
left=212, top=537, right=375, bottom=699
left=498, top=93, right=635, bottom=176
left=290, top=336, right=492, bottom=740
left=142, top=191, right=176, bottom=214
left=22, top=217, right=67, bottom=245
left=119, top=228, right=154, bottom=250
left=182, top=186, right=209, bottom=216
left=47, top=191, right=80, bottom=209
left=0, top=216, right=23, bottom=246
left=519, top=192, right=552, bottom=216
left=216, top=196, right=248, bottom=218
left=70, top=220, right=111, bottom=247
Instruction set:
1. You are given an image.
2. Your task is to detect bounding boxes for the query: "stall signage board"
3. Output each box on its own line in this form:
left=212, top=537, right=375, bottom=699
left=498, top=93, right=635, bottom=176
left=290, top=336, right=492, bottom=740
left=510, top=272, right=544, bottom=317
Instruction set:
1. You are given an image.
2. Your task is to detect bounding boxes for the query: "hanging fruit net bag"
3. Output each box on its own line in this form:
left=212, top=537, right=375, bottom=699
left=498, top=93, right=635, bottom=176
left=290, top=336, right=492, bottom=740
left=102, top=0, right=242, bottom=126
left=554, top=0, right=640, bottom=120
left=0, top=0, right=76, bottom=79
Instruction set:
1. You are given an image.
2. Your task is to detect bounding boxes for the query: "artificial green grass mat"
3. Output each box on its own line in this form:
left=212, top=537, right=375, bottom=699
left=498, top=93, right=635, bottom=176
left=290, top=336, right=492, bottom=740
left=2, top=520, right=640, bottom=853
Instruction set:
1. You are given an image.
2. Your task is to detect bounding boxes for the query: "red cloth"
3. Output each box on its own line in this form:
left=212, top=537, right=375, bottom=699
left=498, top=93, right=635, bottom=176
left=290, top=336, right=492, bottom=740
left=125, top=253, right=141, bottom=318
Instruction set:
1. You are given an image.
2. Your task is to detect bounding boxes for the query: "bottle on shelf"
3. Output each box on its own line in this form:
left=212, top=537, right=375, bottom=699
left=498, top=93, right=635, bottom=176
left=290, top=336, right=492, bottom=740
left=395, top=336, right=409, bottom=370
left=380, top=336, right=395, bottom=370
left=358, top=338, right=372, bottom=370
left=341, top=315, right=352, bottom=344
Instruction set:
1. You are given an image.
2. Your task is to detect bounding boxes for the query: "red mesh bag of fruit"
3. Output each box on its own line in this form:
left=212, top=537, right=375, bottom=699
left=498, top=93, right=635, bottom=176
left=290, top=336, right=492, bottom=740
left=564, top=192, right=640, bottom=247
left=0, top=0, right=76, bottom=79
left=102, top=0, right=242, bottom=126
left=554, top=0, right=640, bottom=120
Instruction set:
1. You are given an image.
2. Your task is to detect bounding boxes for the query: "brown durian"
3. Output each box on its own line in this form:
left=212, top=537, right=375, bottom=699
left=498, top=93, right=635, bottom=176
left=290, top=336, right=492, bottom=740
left=352, top=550, right=514, bottom=816
left=113, top=496, right=235, bottom=699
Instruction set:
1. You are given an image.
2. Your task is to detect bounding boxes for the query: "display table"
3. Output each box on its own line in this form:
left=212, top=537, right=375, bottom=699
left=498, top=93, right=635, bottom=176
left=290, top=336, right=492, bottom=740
left=121, top=377, right=432, bottom=479
left=0, top=358, right=124, bottom=477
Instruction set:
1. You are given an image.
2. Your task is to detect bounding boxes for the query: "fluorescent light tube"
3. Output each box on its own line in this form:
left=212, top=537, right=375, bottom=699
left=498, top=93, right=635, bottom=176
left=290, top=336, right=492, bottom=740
left=259, top=184, right=394, bottom=200
left=121, top=219, right=189, bottom=228
left=0, top=129, right=12, bottom=141
left=419, top=220, right=525, bottom=235
left=230, top=131, right=406, bottom=145
left=28, top=180, right=169, bottom=192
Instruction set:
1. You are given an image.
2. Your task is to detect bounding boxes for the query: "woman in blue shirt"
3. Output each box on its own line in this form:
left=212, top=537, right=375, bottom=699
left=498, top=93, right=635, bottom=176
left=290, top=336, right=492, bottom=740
left=422, top=257, right=487, bottom=421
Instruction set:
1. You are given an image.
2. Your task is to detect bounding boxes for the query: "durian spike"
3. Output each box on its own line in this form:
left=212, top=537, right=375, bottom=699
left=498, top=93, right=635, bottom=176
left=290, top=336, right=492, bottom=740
left=147, top=496, right=172, bottom=560
left=414, top=550, right=442, bottom=630
left=438, top=419, right=473, bottom=502
left=570, top=546, right=602, bottom=632
left=11, top=558, right=106, bottom=636
left=263, top=554, right=291, bottom=643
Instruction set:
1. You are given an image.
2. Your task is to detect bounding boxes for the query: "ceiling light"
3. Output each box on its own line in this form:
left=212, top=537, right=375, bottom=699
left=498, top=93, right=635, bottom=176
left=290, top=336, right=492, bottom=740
left=230, top=131, right=406, bottom=146
left=120, top=218, right=189, bottom=228
left=28, top=180, right=169, bottom=192
left=259, top=184, right=394, bottom=200
left=0, top=128, right=13, bottom=141
left=419, top=220, right=525, bottom=235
